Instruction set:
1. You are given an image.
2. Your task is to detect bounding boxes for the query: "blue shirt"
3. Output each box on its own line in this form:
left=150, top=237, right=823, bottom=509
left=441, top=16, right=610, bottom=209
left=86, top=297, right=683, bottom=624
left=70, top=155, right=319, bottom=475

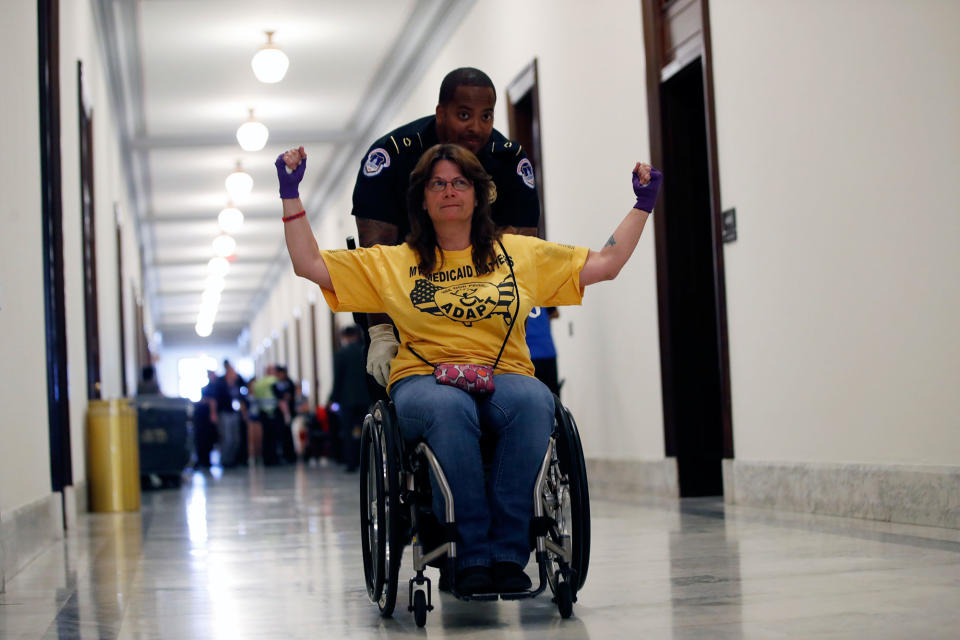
left=525, top=307, right=556, bottom=359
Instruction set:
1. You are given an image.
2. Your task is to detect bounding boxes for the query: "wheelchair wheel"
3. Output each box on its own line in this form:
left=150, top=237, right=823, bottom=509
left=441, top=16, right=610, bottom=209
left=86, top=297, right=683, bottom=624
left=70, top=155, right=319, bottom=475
left=555, top=579, right=573, bottom=619
left=359, top=401, right=403, bottom=616
left=551, top=400, right=591, bottom=592
left=360, top=416, right=385, bottom=604
left=413, top=589, right=428, bottom=627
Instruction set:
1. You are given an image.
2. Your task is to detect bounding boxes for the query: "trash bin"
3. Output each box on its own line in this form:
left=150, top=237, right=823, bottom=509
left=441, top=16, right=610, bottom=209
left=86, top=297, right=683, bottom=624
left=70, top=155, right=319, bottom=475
left=135, top=396, right=192, bottom=488
left=86, top=399, right=141, bottom=512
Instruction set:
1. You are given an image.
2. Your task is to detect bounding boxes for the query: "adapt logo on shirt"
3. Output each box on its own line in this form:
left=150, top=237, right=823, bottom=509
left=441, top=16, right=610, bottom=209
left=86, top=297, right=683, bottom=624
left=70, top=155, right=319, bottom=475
left=410, top=275, right=517, bottom=327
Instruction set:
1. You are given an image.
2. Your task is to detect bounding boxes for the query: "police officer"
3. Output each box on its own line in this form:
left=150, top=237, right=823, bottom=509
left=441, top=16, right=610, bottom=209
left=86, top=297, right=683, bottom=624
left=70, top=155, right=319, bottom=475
left=352, top=67, right=541, bottom=387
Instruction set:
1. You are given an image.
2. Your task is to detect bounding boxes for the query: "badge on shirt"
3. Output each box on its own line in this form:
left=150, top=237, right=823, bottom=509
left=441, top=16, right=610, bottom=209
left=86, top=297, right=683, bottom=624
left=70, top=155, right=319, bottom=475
left=363, top=148, right=391, bottom=177
left=517, top=158, right=535, bottom=189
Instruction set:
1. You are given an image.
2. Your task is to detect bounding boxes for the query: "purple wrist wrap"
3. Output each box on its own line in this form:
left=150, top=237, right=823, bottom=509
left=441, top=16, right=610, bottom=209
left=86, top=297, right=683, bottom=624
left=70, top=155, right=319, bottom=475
left=632, top=168, right=663, bottom=212
left=275, top=154, right=306, bottom=199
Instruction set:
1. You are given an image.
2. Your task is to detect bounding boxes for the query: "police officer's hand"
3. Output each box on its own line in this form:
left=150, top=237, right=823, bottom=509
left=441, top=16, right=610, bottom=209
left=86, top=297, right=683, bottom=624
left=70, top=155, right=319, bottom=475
left=366, top=324, right=399, bottom=387
left=276, top=146, right=307, bottom=199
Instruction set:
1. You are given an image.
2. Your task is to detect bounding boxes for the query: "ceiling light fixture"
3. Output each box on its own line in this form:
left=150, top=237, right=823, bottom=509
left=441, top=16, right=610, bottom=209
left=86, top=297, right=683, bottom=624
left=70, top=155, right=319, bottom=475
left=205, top=275, right=226, bottom=293
left=197, top=306, right=217, bottom=327
left=212, top=233, right=237, bottom=257
left=218, top=205, right=244, bottom=234
left=201, top=289, right=222, bottom=306
left=225, top=161, right=253, bottom=200
left=251, top=31, right=289, bottom=84
left=207, top=256, right=230, bottom=277
left=195, top=323, right=213, bottom=338
left=236, top=108, right=268, bottom=151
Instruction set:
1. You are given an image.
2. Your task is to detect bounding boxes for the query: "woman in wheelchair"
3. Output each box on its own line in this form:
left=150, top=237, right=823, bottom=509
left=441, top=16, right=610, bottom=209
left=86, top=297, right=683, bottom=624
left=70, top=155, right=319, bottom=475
left=277, top=143, right=661, bottom=604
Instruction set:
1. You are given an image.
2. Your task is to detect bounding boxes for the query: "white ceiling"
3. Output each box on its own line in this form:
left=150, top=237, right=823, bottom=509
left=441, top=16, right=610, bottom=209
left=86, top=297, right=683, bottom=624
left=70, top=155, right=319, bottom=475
left=93, top=0, right=474, bottom=347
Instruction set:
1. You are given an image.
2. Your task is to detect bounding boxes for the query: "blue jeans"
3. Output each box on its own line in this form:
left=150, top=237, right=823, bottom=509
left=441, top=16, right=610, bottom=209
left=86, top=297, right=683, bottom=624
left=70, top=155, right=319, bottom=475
left=391, top=373, right=554, bottom=570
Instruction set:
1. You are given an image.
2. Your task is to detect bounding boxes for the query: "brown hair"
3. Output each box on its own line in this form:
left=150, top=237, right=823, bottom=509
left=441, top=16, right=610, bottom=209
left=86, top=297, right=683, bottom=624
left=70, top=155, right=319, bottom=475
left=405, top=143, right=500, bottom=275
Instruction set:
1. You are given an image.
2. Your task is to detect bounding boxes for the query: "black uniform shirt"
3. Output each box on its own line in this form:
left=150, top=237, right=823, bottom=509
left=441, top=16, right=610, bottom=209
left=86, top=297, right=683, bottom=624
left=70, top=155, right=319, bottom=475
left=351, top=116, right=540, bottom=240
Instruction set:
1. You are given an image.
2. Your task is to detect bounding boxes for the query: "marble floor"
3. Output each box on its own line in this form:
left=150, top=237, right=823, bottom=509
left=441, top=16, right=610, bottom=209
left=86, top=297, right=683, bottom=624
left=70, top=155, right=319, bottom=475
left=2, top=463, right=959, bottom=639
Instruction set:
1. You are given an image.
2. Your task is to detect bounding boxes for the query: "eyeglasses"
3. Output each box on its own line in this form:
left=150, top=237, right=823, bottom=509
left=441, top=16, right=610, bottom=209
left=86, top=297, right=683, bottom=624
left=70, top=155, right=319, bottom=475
left=426, top=177, right=472, bottom=192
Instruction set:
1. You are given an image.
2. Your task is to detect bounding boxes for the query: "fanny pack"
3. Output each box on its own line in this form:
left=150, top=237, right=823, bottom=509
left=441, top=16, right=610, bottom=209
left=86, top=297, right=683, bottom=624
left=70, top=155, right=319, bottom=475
left=407, top=240, right=518, bottom=397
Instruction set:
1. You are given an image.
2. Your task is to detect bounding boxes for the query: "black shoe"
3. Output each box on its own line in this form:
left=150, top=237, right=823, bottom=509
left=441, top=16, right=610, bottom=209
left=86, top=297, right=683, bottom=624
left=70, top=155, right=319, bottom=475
left=438, top=567, right=450, bottom=592
left=492, top=562, right=532, bottom=592
left=455, top=566, right=494, bottom=595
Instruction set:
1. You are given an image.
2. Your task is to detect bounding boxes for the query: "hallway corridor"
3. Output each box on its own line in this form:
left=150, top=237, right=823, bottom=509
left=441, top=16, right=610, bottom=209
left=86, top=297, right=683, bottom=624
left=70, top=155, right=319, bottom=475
left=2, top=464, right=958, bottom=639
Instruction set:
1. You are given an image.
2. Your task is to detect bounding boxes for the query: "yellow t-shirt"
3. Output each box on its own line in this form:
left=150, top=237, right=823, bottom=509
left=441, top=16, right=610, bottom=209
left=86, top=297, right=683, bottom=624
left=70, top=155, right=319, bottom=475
left=320, top=234, right=589, bottom=390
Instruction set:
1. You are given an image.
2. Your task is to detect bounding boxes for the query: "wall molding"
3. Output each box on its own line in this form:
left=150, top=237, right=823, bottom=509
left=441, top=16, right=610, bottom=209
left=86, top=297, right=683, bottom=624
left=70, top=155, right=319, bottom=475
left=586, top=457, right=679, bottom=500
left=724, top=460, right=960, bottom=529
left=63, top=480, right=88, bottom=530
left=0, top=492, right=64, bottom=592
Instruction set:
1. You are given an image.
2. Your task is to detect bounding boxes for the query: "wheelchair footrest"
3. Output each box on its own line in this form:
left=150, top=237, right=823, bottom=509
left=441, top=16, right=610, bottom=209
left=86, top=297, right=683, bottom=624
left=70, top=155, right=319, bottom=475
left=454, top=592, right=499, bottom=602
left=499, top=590, right=539, bottom=601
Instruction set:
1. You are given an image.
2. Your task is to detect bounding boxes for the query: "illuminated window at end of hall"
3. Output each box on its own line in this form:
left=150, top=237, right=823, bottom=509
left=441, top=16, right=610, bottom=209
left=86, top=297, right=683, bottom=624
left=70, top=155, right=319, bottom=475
left=178, top=356, right=218, bottom=401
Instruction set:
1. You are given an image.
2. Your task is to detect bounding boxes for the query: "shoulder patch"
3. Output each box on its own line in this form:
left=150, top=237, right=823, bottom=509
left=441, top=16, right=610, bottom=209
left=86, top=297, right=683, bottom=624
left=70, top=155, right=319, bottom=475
left=517, top=158, right=535, bottom=189
left=363, top=148, right=391, bottom=177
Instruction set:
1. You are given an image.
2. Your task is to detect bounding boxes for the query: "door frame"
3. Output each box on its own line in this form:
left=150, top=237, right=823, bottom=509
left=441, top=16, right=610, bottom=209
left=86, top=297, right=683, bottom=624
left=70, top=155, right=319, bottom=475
left=78, top=60, right=103, bottom=400
left=115, top=205, right=128, bottom=395
left=39, top=0, right=73, bottom=493
left=641, top=0, right=734, bottom=462
left=506, top=58, right=546, bottom=238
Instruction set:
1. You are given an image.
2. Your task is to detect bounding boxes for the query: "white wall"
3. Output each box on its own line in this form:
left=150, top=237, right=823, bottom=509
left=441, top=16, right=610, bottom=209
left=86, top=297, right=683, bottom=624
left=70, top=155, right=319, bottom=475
left=0, top=0, right=146, bottom=517
left=59, top=0, right=143, bottom=484
left=251, top=0, right=960, bottom=473
left=0, top=0, right=51, bottom=515
left=348, top=0, right=665, bottom=462
left=254, top=0, right=664, bottom=462
left=710, top=0, right=960, bottom=465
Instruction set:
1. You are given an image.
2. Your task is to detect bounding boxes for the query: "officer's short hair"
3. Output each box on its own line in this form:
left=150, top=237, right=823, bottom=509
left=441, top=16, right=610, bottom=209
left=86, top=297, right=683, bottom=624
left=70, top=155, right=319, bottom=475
left=438, top=67, right=496, bottom=105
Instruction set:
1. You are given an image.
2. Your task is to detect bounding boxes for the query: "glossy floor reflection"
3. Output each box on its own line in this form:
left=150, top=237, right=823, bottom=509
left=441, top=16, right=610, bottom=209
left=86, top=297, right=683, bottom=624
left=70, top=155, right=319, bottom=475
left=2, top=463, right=959, bottom=639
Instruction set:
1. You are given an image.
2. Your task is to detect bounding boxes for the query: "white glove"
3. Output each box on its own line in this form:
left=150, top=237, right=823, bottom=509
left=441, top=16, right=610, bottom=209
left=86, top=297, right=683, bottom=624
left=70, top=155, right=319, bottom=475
left=366, top=324, right=399, bottom=387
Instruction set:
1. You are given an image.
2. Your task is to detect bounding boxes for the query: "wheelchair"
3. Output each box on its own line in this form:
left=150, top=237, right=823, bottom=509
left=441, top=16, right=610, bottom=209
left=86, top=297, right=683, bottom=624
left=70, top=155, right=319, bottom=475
left=358, top=395, right=590, bottom=627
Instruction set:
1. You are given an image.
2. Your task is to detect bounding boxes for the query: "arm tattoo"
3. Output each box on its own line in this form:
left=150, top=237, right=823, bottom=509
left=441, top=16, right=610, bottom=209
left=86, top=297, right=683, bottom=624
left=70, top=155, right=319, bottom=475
left=605, top=234, right=617, bottom=248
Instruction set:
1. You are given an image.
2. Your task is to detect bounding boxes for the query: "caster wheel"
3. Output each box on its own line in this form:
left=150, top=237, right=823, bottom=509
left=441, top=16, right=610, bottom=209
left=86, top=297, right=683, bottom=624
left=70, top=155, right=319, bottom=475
left=413, top=590, right=428, bottom=627
left=555, top=580, right=573, bottom=619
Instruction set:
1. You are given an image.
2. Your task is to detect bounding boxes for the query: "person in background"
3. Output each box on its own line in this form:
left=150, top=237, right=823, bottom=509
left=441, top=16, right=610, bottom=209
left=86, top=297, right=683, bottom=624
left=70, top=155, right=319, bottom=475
left=272, top=366, right=298, bottom=464
left=253, top=365, right=281, bottom=465
left=352, top=67, right=541, bottom=392
left=136, top=364, right=163, bottom=396
left=525, top=307, right=561, bottom=396
left=210, top=360, right=246, bottom=468
left=244, top=373, right=264, bottom=466
left=194, top=370, right=218, bottom=469
left=329, top=325, right=372, bottom=472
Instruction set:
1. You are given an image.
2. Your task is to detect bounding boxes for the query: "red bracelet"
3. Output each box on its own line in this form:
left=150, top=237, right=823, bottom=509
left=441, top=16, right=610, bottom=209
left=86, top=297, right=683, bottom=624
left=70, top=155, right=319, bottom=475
left=282, top=210, right=306, bottom=223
